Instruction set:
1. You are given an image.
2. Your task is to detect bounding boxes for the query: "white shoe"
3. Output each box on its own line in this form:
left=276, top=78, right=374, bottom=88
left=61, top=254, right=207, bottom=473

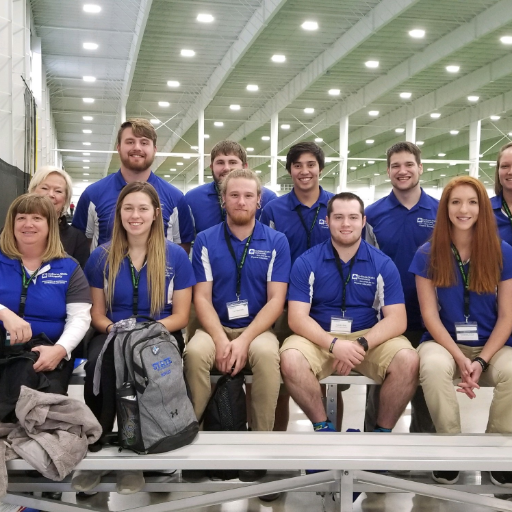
left=116, top=470, right=145, bottom=494
left=71, top=470, right=110, bottom=492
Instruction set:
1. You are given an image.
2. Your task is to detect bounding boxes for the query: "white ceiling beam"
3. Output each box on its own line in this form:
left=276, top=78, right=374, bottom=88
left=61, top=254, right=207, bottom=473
left=102, top=0, right=153, bottom=176
left=226, top=0, right=420, bottom=143
left=153, top=0, right=289, bottom=177
left=280, top=0, right=512, bottom=153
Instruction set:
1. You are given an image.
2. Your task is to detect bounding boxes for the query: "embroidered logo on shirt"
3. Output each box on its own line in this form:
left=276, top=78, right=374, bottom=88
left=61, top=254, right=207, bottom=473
left=318, top=219, right=329, bottom=228
left=248, top=249, right=272, bottom=260
left=417, top=218, right=435, bottom=228
left=352, top=274, right=376, bottom=287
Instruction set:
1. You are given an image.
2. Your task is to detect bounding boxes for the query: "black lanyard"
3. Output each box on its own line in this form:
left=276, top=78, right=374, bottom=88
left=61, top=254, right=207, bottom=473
left=223, top=222, right=254, bottom=299
left=451, top=244, right=470, bottom=320
left=19, top=263, right=43, bottom=318
left=295, top=205, right=321, bottom=249
left=214, top=183, right=226, bottom=221
left=502, top=196, right=512, bottom=230
left=331, top=244, right=356, bottom=315
left=128, top=256, right=146, bottom=316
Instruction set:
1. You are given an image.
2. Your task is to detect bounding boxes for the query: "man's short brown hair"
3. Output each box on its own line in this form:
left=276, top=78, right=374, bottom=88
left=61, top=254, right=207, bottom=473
left=117, top=118, right=157, bottom=146
left=386, top=142, right=421, bottom=167
left=210, top=140, right=247, bottom=166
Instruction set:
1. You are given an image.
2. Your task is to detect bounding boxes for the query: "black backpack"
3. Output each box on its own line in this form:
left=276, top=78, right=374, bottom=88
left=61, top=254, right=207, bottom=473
left=114, top=319, right=198, bottom=454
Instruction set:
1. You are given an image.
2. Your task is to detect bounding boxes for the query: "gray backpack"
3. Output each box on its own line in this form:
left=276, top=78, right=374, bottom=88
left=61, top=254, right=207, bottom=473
left=114, top=319, right=198, bottom=454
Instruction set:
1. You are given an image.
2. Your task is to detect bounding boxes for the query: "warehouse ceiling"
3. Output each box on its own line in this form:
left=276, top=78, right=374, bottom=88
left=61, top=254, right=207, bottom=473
left=31, top=0, right=512, bottom=194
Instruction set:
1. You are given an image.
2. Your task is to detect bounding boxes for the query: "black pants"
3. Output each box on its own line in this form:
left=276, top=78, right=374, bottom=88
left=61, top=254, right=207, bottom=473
left=84, top=329, right=185, bottom=437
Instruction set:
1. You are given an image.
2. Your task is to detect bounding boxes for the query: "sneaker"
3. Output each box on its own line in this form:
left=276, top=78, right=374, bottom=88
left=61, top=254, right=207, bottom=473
left=239, top=469, right=267, bottom=482
left=181, top=469, right=206, bottom=482
left=259, top=492, right=282, bottom=502
left=432, top=471, right=459, bottom=484
left=491, top=471, right=512, bottom=488
left=116, top=470, right=145, bottom=495
left=71, top=470, right=110, bottom=492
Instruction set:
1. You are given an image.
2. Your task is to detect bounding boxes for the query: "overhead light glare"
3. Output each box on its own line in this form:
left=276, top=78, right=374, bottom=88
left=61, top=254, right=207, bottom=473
left=150, top=119, right=161, bottom=125
left=170, top=168, right=176, bottom=171
left=246, top=84, right=259, bottom=91
left=164, top=175, right=170, bottom=177
left=262, top=136, right=270, bottom=141
left=365, top=60, right=379, bottom=68
left=83, top=42, right=98, bottom=50
left=82, top=129, right=92, bottom=134
left=191, top=146, right=199, bottom=150
left=438, top=153, right=446, bottom=157
left=304, top=107, right=315, bottom=114
left=281, top=124, right=290, bottom=130
left=83, top=76, right=96, bottom=82
left=83, top=166, right=90, bottom=169
left=83, top=173, right=89, bottom=176
left=83, top=159, right=90, bottom=162
left=158, top=101, right=170, bottom=107
left=197, top=13, right=214, bottom=23
left=467, top=95, right=479, bottom=102
left=301, top=21, right=318, bottom=31
left=230, top=104, right=241, bottom=111
left=374, top=173, right=379, bottom=176
left=328, top=89, right=340, bottom=96
left=214, top=121, right=224, bottom=127
left=366, top=139, right=374, bottom=144
left=446, top=65, right=460, bottom=73
left=83, top=152, right=90, bottom=156
left=83, top=4, right=101, bottom=13
left=83, top=97, right=94, bottom=103
left=271, top=54, right=286, bottom=63
left=247, top=147, right=254, bottom=152
left=368, top=110, right=379, bottom=116
left=450, top=130, right=459, bottom=135
left=83, top=116, right=93, bottom=121
left=350, top=166, right=357, bottom=170
left=416, top=141, right=424, bottom=146
left=83, top=180, right=89, bottom=182
left=430, top=112, right=441, bottom=119
left=204, top=134, right=210, bottom=139
left=399, top=92, right=412, bottom=99
left=167, top=80, right=180, bottom=87
left=315, top=138, right=323, bottom=142
left=83, top=142, right=91, bottom=146
left=181, top=49, right=195, bottom=57
left=427, top=168, right=434, bottom=171
left=395, top=128, right=405, bottom=133
left=177, top=162, right=184, bottom=166
left=500, top=35, right=512, bottom=44
left=409, top=29, right=425, bottom=38
left=490, top=115, right=501, bottom=120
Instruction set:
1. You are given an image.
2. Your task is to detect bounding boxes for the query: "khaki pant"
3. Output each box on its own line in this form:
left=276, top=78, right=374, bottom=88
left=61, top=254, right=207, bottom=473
left=281, top=328, right=414, bottom=383
left=418, top=341, right=512, bottom=434
left=183, top=327, right=280, bottom=431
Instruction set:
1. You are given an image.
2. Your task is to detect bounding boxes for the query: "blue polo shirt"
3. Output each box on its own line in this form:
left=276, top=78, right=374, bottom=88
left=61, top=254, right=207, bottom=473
left=491, top=195, right=512, bottom=246
left=192, top=220, right=290, bottom=328
left=0, top=252, right=91, bottom=342
left=185, top=182, right=277, bottom=235
left=84, top=240, right=196, bottom=323
left=260, top=187, right=333, bottom=265
left=365, top=189, right=438, bottom=331
left=72, top=170, right=194, bottom=249
left=409, top=241, right=512, bottom=347
left=289, top=239, right=404, bottom=332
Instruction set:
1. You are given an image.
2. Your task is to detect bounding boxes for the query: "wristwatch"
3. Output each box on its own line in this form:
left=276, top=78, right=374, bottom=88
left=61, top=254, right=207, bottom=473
left=356, top=336, right=369, bottom=352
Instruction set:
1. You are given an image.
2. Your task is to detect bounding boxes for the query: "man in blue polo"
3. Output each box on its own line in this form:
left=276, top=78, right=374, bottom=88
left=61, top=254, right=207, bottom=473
left=281, top=193, right=418, bottom=433
left=184, top=169, right=290, bottom=442
left=72, top=118, right=194, bottom=253
left=185, top=140, right=277, bottom=235
left=365, top=141, right=438, bottom=433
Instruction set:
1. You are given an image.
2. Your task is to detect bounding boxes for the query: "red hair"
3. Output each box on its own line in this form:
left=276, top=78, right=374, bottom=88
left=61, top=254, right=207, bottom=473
left=429, top=176, right=501, bottom=293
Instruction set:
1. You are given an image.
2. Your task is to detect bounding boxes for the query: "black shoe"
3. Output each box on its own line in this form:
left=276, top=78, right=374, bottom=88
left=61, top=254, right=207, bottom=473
left=42, top=491, right=62, bottom=500
left=239, top=470, right=267, bottom=482
left=207, top=469, right=239, bottom=480
left=491, top=471, right=512, bottom=488
left=432, top=471, right=459, bottom=484
left=181, top=469, right=206, bottom=482
left=259, top=492, right=282, bottom=502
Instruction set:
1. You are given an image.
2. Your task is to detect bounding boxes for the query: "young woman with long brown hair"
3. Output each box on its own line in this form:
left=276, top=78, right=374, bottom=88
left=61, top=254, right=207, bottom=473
left=76, top=181, right=195, bottom=494
left=410, top=176, right=512, bottom=487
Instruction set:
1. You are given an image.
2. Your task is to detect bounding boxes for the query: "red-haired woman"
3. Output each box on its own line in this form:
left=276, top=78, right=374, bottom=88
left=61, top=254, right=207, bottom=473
left=491, top=142, right=512, bottom=245
left=410, top=176, right=512, bottom=487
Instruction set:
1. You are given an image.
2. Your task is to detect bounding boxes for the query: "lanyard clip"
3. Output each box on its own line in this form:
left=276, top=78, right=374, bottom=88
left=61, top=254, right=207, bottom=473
left=465, top=315, right=469, bottom=324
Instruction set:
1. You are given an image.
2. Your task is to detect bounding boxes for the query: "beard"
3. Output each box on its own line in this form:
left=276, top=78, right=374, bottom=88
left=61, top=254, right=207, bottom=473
left=120, top=151, right=156, bottom=173
left=228, top=209, right=254, bottom=226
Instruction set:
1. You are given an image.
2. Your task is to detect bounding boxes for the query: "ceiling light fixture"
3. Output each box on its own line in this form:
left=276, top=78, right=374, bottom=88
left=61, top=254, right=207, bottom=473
left=83, top=173, right=89, bottom=176
left=247, top=147, right=254, bottom=151
left=446, top=65, right=460, bottom=73
left=83, top=116, right=93, bottom=121
left=82, top=129, right=92, bottom=134
left=467, top=95, right=479, bottom=102
left=490, top=115, right=501, bottom=120
left=262, top=136, right=270, bottom=141
left=427, top=168, right=434, bottom=171
left=271, top=54, right=286, bottom=63
left=158, top=101, right=170, bottom=107
left=416, top=141, right=424, bottom=145
left=197, top=13, right=214, bottom=23
left=350, top=166, right=357, bottom=170
left=328, top=89, right=341, bottom=96
left=83, top=166, right=90, bottom=169
left=150, top=119, right=161, bottom=125
left=281, top=124, right=290, bottom=129
left=230, top=104, right=241, bottom=110
left=315, top=138, right=323, bottom=142
left=167, top=80, right=180, bottom=87
left=368, top=110, right=379, bottom=116
left=177, top=162, right=184, bottom=165
left=430, top=112, right=441, bottom=118
left=365, top=60, right=379, bottom=68
left=301, top=21, right=318, bottom=31
left=409, top=29, right=425, bottom=38
left=204, top=134, right=209, bottom=138
left=191, top=146, right=199, bottom=150
left=83, top=42, right=98, bottom=50
left=83, top=97, right=94, bottom=103
left=450, top=130, right=459, bottom=135
left=246, top=84, right=259, bottom=91
left=395, top=128, right=405, bottom=133
left=438, top=153, right=446, bottom=157
left=400, top=92, right=412, bottom=99
left=83, top=152, right=90, bottom=156
left=214, top=121, right=224, bottom=127
left=83, top=4, right=101, bottom=13
left=181, top=49, right=195, bottom=57
left=83, top=142, right=91, bottom=146
left=170, top=168, right=176, bottom=171
left=500, top=35, right=512, bottom=44
left=83, top=76, right=96, bottom=82
left=366, top=139, right=374, bottom=144
left=164, top=175, right=170, bottom=177
left=304, top=107, right=315, bottom=114
left=83, top=159, right=90, bottom=162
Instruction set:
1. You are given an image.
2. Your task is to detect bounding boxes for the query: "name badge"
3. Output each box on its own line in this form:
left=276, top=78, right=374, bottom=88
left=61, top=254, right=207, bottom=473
left=227, top=300, right=249, bottom=320
left=330, top=316, right=353, bottom=334
left=455, top=322, right=479, bottom=341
